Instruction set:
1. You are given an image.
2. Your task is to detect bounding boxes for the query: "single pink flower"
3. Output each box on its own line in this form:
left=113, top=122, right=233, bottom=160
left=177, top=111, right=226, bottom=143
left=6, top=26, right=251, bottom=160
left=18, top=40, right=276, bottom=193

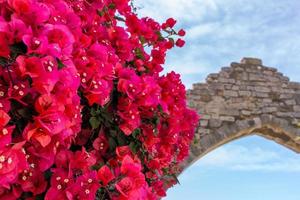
left=0, top=32, right=10, bottom=57
left=97, top=165, right=115, bottom=186
left=0, top=142, right=28, bottom=188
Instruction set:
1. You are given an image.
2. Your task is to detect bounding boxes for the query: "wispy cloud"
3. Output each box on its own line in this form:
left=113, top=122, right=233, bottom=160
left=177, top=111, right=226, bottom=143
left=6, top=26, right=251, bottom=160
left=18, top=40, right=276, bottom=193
left=136, top=0, right=218, bottom=23
left=186, top=23, right=219, bottom=40
left=197, top=144, right=300, bottom=172
left=137, top=0, right=300, bottom=88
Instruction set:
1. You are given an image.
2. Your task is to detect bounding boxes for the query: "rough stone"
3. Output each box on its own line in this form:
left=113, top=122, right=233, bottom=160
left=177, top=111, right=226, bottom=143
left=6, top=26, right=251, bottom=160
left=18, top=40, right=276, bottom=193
left=255, top=92, right=269, bottom=98
left=232, top=86, right=239, bottom=90
left=184, top=57, right=300, bottom=170
left=224, top=90, right=238, bottom=97
left=209, top=119, right=222, bottom=128
left=285, top=99, right=296, bottom=105
left=280, top=93, right=294, bottom=99
left=293, top=106, right=300, bottom=112
left=239, top=91, right=252, bottom=96
left=219, top=108, right=240, bottom=116
left=241, top=110, right=252, bottom=115
left=255, top=86, right=271, bottom=93
left=249, top=73, right=265, bottom=81
left=199, top=129, right=210, bottom=135
left=263, top=107, right=277, bottom=113
left=220, top=116, right=235, bottom=122
left=241, top=57, right=262, bottom=65
left=200, top=120, right=209, bottom=127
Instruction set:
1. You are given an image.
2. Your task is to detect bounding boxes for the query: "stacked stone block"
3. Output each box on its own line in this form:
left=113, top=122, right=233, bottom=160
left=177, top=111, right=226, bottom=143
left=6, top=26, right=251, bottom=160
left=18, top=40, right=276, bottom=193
left=185, top=57, right=300, bottom=167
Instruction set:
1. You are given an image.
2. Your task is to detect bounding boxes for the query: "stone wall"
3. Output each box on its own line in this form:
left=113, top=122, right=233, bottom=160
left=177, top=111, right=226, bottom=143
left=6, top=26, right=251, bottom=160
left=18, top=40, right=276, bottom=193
left=185, top=57, right=300, bottom=168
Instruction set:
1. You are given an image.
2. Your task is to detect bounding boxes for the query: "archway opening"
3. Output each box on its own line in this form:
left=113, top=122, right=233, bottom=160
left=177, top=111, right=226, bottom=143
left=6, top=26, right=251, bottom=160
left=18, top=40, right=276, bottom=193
left=165, top=135, right=300, bottom=200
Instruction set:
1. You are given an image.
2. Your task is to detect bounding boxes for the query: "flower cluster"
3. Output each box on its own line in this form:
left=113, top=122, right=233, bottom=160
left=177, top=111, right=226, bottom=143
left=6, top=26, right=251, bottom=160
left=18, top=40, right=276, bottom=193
left=0, top=0, right=199, bottom=199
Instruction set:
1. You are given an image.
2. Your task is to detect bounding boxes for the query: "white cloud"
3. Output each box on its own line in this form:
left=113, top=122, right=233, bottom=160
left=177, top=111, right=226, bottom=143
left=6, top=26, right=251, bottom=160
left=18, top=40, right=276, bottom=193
left=196, top=144, right=300, bottom=172
left=136, top=0, right=300, bottom=87
left=186, top=23, right=219, bottom=40
left=164, top=45, right=212, bottom=74
left=136, top=0, right=218, bottom=23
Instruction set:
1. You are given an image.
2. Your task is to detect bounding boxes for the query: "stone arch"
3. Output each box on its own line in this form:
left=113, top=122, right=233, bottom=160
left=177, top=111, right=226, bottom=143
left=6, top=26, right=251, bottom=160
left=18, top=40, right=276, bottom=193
left=185, top=58, right=300, bottom=168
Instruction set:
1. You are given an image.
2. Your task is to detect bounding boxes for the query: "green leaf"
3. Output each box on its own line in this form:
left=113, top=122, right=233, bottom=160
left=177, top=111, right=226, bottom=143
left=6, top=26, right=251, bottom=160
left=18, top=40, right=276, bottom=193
left=101, top=112, right=113, bottom=123
left=108, top=3, right=116, bottom=9
left=129, top=142, right=139, bottom=154
left=0, top=57, right=8, bottom=66
left=152, top=116, right=160, bottom=126
left=44, top=169, right=52, bottom=181
left=89, top=117, right=101, bottom=129
left=171, top=174, right=180, bottom=185
left=153, top=128, right=158, bottom=137
left=17, top=108, right=31, bottom=120
left=135, top=48, right=144, bottom=59
left=193, top=137, right=198, bottom=145
left=139, top=36, right=146, bottom=45
left=35, top=194, right=45, bottom=200
left=9, top=42, right=27, bottom=59
left=97, top=9, right=105, bottom=16
left=90, top=107, right=97, bottom=117
left=109, top=130, right=117, bottom=137
left=56, top=58, right=66, bottom=70
left=132, top=129, right=141, bottom=139
left=108, top=137, right=117, bottom=151
left=157, top=104, right=163, bottom=113
left=91, top=162, right=104, bottom=171
left=155, top=31, right=164, bottom=41
left=116, top=134, right=127, bottom=146
left=114, top=16, right=126, bottom=22
left=168, top=37, right=175, bottom=44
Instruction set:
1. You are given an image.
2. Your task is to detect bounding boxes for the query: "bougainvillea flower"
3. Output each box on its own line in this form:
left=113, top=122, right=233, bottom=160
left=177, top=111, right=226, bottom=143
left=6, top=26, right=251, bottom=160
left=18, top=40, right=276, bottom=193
left=35, top=111, right=67, bottom=135
left=26, top=144, right=56, bottom=172
left=43, top=24, right=75, bottom=57
left=120, top=155, right=142, bottom=177
left=23, top=123, right=52, bottom=147
left=16, top=56, right=41, bottom=78
left=45, top=168, right=74, bottom=200
left=138, top=76, right=161, bottom=107
left=162, top=18, right=177, bottom=29
left=0, top=0, right=198, bottom=199
left=116, top=146, right=133, bottom=160
left=0, top=142, right=28, bottom=188
left=67, top=171, right=100, bottom=200
left=97, top=165, right=115, bottom=186
left=18, top=169, right=47, bottom=195
left=75, top=129, right=92, bottom=146
left=69, top=148, right=97, bottom=174
left=84, top=78, right=112, bottom=106
left=0, top=110, right=13, bottom=148
left=0, top=110, right=10, bottom=127
left=175, top=38, right=185, bottom=47
left=117, top=97, right=141, bottom=135
left=0, top=125, right=13, bottom=149
left=0, top=32, right=10, bottom=58
left=7, top=0, right=31, bottom=14
left=117, top=68, right=142, bottom=100
left=115, top=177, right=134, bottom=198
left=22, top=35, right=48, bottom=54
left=0, top=185, right=22, bottom=200
left=7, top=17, right=31, bottom=42
left=93, top=131, right=109, bottom=155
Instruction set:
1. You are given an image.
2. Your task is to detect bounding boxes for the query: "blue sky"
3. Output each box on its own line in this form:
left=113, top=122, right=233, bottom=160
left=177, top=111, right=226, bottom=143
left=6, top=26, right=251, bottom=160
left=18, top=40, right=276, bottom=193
left=136, top=0, right=300, bottom=200
left=137, top=0, right=300, bottom=88
left=166, top=136, right=300, bottom=200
